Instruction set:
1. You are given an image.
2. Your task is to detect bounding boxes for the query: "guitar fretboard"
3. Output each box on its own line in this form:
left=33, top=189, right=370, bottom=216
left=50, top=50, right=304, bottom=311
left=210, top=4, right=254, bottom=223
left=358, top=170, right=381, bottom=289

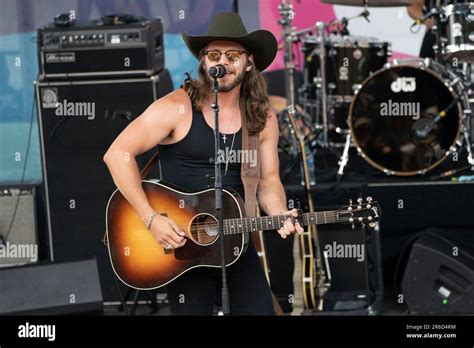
left=223, top=211, right=339, bottom=235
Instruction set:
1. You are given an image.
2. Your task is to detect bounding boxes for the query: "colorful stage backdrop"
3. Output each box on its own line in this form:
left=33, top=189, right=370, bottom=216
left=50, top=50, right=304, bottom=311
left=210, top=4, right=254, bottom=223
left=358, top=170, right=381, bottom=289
left=0, top=0, right=426, bottom=183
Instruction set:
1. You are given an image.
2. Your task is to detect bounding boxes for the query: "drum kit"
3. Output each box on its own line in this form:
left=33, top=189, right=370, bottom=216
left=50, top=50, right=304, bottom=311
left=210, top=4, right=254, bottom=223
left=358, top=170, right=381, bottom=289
left=277, top=0, right=474, bottom=178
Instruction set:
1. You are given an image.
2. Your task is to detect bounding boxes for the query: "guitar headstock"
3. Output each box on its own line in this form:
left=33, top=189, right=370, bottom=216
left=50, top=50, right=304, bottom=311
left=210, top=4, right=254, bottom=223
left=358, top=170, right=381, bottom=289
left=337, top=197, right=381, bottom=228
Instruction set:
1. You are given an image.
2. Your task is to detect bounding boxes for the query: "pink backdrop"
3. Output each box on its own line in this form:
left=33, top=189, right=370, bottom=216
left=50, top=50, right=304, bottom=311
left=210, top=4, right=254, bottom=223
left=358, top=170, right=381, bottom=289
left=258, top=0, right=418, bottom=72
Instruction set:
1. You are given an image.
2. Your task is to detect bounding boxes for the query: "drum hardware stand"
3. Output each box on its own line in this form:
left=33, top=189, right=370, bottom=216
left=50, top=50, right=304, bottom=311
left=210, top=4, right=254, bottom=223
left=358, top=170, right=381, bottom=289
left=279, top=0, right=298, bottom=116
left=279, top=0, right=304, bottom=315
left=460, top=103, right=474, bottom=166
left=337, top=132, right=352, bottom=180
left=315, top=21, right=330, bottom=148
left=463, top=127, right=474, bottom=166
left=279, top=0, right=330, bottom=312
left=429, top=8, right=445, bottom=62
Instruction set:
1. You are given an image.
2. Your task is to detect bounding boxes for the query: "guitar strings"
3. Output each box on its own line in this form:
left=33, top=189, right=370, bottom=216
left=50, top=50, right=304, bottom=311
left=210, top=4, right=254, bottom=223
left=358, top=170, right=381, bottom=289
left=180, top=212, right=341, bottom=237
left=184, top=212, right=340, bottom=228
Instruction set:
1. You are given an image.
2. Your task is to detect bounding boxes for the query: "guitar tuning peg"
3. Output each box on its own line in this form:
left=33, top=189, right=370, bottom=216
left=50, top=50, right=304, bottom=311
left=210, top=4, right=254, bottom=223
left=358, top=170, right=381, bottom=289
left=349, top=199, right=353, bottom=205
left=366, top=197, right=373, bottom=203
left=357, top=198, right=363, bottom=204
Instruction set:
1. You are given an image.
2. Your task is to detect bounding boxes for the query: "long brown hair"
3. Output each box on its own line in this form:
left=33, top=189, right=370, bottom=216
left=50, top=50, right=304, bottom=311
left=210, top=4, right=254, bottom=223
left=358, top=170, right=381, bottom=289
left=184, top=57, right=271, bottom=135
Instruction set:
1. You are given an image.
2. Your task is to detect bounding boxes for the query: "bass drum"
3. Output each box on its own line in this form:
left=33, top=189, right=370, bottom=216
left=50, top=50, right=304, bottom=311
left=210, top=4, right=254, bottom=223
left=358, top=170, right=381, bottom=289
left=348, top=58, right=468, bottom=176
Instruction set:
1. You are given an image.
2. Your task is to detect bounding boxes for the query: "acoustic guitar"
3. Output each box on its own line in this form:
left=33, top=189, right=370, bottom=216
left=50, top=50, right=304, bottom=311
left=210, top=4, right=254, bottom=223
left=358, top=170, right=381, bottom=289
left=105, top=179, right=381, bottom=290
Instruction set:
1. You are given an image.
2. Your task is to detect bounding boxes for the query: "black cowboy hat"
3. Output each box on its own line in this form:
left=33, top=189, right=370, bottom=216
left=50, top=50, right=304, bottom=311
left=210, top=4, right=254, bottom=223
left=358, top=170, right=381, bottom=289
left=181, top=12, right=278, bottom=72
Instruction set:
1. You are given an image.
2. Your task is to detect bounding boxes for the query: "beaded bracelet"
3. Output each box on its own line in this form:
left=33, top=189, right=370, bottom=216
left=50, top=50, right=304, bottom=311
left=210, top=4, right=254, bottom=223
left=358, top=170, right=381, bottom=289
left=146, top=211, right=159, bottom=230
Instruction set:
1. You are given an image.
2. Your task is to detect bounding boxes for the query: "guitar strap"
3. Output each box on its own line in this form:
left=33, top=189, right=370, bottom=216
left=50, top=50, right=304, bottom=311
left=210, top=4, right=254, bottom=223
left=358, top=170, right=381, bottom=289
left=240, top=111, right=261, bottom=218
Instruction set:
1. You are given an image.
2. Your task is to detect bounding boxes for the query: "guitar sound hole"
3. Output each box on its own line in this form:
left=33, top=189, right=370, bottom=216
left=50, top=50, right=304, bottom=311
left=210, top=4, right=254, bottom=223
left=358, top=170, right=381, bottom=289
left=189, top=213, right=219, bottom=246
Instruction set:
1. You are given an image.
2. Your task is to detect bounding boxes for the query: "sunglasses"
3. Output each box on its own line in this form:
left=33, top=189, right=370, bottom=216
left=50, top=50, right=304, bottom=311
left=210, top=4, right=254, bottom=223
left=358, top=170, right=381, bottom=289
left=202, top=49, right=249, bottom=63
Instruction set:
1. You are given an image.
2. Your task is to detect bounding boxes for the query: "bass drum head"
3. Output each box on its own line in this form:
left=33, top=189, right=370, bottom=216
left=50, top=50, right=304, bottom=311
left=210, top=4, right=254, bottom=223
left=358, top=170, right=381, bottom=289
left=348, top=62, right=461, bottom=175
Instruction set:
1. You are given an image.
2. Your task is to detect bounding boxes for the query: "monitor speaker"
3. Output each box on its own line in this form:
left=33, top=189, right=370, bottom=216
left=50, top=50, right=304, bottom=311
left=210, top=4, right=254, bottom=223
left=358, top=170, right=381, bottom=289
left=0, top=258, right=103, bottom=314
left=401, top=233, right=474, bottom=314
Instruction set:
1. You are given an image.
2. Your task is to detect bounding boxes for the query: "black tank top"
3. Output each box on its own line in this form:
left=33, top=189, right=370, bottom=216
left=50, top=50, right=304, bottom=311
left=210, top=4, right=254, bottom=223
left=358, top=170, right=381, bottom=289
left=157, top=105, right=245, bottom=198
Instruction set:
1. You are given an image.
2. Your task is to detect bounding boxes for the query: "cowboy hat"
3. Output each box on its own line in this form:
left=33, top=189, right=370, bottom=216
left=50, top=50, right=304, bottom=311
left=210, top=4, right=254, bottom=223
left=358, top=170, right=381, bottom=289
left=181, top=12, right=278, bottom=72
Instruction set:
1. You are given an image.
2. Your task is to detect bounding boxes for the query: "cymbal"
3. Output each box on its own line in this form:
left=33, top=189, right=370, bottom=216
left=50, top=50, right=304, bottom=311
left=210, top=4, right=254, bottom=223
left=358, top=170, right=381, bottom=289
left=321, top=0, right=413, bottom=6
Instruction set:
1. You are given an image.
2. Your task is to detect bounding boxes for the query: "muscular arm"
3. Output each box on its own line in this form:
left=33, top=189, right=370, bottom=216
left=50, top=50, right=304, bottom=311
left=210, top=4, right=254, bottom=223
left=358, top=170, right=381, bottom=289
left=103, top=89, right=187, bottom=225
left=256, top=110, right=303, bottom=238
left=256, top=110, right=288, bottom=216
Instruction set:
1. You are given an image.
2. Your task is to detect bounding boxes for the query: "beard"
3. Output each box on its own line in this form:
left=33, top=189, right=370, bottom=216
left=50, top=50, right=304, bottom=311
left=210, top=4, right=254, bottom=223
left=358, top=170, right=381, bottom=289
left=206, top=68, right=246, bottom=93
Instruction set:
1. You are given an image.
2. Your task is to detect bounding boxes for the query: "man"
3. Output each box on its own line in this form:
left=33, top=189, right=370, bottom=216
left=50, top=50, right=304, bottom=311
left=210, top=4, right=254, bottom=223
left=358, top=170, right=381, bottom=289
left=408, top=0, right=469, bottom=58
left=103, top=12, right=304, bottom=315
left=408, top=0, right=437, bottom=58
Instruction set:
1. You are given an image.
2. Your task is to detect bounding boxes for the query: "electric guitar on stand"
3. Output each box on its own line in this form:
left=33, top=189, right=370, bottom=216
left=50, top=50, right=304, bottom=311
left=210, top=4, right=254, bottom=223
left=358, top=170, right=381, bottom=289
left=105, top=180, right=380, bottom=290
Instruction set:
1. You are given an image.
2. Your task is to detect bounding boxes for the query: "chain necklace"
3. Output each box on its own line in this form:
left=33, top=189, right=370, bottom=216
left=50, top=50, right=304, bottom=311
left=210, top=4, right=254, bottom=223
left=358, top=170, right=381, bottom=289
left=221, top=101, right=238, bottom=144
left=218, top=101, right=238, bottom=175
left=206, top=99, right=239, bottom=175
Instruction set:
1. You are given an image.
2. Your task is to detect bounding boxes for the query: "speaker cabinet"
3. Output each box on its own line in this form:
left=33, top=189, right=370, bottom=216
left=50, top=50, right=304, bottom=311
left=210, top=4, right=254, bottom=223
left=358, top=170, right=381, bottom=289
left=0, top=259, right=103, bottom=314
left=316, top=223, right=384, bottom=314
left=402, top=234, right=474, bottom=314
left=36, top=70, right=174, bottom=301
left=0, top=185, right=38, bottom=268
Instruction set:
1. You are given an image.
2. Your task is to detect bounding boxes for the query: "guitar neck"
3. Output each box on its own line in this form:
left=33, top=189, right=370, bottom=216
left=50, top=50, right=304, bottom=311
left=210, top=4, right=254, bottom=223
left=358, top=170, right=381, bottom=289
left=223, top=211, right=339, bottom=235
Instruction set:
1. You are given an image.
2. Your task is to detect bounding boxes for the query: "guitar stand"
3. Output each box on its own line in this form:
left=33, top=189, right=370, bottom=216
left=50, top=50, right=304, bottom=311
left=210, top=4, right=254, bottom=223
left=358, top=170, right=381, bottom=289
left=113, top=273, right=159, bottom=316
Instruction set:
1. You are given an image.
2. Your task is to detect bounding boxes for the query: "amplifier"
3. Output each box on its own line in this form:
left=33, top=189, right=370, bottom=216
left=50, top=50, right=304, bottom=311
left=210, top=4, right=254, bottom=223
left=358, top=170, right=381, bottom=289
left=35, top=70, right=174, bottom=301
left=0, top=185, right=38, bottom=268
left=37, top=17, right=164, bottom=79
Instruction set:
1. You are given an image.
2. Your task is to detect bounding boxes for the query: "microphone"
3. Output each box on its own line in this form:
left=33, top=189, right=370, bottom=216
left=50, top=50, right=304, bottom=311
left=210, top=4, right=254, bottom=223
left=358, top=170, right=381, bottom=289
left=411, top=111, right=445, bottom=139
left=361, top=10, right=370, bottom=23
left=208, top=64, right=227, bottom=78
left=411, top=9, right=436, bottom=28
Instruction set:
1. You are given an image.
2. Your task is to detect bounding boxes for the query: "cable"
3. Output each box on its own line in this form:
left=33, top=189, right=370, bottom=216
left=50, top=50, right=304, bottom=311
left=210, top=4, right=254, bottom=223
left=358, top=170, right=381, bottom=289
left=3, top=88, right=36, bottom=242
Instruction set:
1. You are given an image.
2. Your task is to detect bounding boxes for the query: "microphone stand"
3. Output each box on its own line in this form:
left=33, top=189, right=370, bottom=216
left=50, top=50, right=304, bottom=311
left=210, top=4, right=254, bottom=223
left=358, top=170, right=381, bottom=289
left=211, top=76, right=230, bottom=316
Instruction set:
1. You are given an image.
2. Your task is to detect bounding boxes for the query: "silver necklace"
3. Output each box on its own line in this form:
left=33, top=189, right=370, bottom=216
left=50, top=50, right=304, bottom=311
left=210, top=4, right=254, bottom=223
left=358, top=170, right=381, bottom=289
left=223, top=130, right=237, bottom=176
left=221, top=102, right=238, bottom=144
left=221, top=102, right=238, bottom=175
